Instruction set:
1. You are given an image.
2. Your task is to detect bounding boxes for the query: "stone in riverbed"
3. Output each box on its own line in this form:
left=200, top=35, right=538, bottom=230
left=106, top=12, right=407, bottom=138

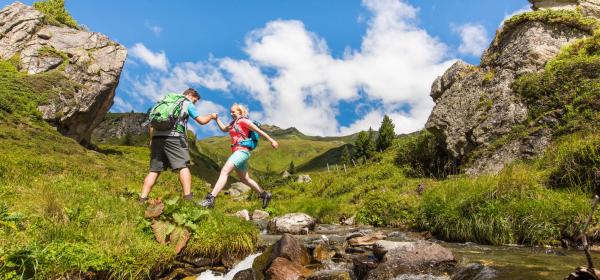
left=307, top=270, right=352, bottom=280
left=365, top=241, right=456, bottom=280
left=312, top=244, right=336, bottom=263
left=451, top=263, right=497, bottom=280
left=232, top=268, right=257, bottom=280
left=234, top=209, right=251, bottom=221
left=268, top=213, right=316, bottom=234
left=347, top=231, right=386, bottom=246
left=252, top=209, right=270, bottom=221
left=270, top=233, right=311, bottom=266
left=266, top=257, right=312, bottom=280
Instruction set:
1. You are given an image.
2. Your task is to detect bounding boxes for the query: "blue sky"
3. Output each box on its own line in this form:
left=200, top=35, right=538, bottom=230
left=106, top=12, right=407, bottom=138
left=4, top=0, right=530, bottom=138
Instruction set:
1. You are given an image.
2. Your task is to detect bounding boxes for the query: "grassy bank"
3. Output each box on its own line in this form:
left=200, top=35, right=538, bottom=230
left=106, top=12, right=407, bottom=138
left=234, top=130, right=598, bottom=247
left=0, top=60, right=257, bottom=279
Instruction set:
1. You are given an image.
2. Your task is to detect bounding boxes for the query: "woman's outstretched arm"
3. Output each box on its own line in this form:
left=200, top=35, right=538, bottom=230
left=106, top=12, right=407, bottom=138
left=248, top=122, right=279, bottom=149
left=215, top=114, right=229, bottom=132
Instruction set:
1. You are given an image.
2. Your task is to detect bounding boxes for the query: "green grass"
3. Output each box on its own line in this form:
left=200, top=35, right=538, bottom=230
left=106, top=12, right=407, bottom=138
left=238, top=130, right=599, bottom=247
left=0, top=60, right=257, bottom=279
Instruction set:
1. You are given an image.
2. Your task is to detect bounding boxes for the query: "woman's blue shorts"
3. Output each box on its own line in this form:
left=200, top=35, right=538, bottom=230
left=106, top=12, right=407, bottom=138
left=227, top=150, right=251, bottom=171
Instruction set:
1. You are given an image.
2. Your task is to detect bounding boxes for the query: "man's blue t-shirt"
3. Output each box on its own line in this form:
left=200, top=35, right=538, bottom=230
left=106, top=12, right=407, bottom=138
left=186, top=100, right=199, bottom=119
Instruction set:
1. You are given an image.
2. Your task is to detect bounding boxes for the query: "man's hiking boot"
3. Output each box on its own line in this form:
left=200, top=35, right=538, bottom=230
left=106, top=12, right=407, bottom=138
left=198, top=193, right=215, bottom=208
left=138, top=196, right=149, bottom=204
left=183, top=192, right=194, bottom=201
left=259, top=191, right=272, bottom=209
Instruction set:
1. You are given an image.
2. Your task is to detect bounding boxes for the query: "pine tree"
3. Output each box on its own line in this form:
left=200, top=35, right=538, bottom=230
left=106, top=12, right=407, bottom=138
left=340, top=145, right=352, bottom=165
left=354, top=128, right=375, bottom=162
left=367, top=127, right=376, bottom=157
left=376, top=115, right=395, bottom=152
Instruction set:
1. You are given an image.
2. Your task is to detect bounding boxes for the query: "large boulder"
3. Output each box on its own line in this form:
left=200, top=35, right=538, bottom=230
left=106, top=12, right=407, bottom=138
left=364, top=240, right=455, bottom=280
left=268, top=213, right=316, bottom=234
left=426, top=3, right=596, bottom=174
left=269, top=233, right=311, bottom=266
left=265, top=257, right=311, bottom=280
left=0, top=2, right=127, bottom=146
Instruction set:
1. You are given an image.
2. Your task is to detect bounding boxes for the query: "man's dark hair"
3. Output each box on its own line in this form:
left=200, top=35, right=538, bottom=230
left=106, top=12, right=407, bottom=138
left=183, top=88, right=200, bottom=98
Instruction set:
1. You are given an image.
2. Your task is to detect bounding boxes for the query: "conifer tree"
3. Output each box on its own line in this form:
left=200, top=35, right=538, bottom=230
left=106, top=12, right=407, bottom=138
left=376, top=115, right=395, bottom=152
left=340, top=145, right=352, bottom=165
left=355, top=128, right=376, bottom=162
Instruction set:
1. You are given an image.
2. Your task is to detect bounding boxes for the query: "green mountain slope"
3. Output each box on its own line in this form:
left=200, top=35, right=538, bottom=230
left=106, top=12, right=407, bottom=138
left=196, top=125, right=357, bottom=173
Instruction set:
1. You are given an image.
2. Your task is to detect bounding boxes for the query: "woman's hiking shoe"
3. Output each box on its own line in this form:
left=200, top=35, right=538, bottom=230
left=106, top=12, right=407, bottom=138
left=259, top=191, right=272, bottom=209
left=198, top=193, right=215, bottom=208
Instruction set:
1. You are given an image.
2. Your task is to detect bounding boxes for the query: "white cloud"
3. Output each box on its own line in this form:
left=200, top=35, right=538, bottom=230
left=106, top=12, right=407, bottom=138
left=145, top=22, right=163, bottom=36
left=129, top=43, right=169, bottom=72
left=127, top=0, right=455, bottom=136
left=453, top=23, right=489, bottom=57
left=218, top=0, right=453, bottom=136
left=112, top=96, right=135, bottom=112
left=128, top=60, right=229, bottom=102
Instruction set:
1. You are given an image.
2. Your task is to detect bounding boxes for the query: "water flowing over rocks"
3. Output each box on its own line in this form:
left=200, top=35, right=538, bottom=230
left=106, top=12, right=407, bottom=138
left=425, top=1, right=598, bottom=174
left=0, top=2, right=126, bottom=146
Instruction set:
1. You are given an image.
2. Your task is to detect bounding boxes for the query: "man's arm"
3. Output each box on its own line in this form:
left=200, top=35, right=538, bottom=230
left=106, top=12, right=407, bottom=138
left=248, top=122, right=279, bottom=149
left=194, top=113, right=216, bottom=125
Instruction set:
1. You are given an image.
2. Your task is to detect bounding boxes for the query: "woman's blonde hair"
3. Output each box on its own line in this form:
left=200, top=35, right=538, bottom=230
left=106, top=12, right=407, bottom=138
left=231, top=103, right=249, bottom=118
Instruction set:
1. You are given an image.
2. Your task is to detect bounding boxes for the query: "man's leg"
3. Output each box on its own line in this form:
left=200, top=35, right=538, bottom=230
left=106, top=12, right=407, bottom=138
left=179, top=167, right=193, bottom=199
left=141, top=171, right=160, bottom=200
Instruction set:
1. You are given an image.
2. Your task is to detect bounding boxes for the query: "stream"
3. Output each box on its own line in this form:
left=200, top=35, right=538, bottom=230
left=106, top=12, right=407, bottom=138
left=192, top=224, right=599, bottom=280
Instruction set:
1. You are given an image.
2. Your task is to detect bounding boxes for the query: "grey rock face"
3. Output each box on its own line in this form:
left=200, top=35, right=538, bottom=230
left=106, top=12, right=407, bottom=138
left=91, top=113, right=148, bottom=144
left=0, top=2, right=127, bottom=146
left=426, top=7, right=593, bottom=174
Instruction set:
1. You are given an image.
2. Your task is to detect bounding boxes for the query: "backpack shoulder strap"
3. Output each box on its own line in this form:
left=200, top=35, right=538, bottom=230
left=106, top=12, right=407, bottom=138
left=233, top=118, right=249, bottom=139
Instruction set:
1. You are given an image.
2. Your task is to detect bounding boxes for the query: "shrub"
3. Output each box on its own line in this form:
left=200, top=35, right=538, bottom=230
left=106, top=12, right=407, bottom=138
left=543, top=134, right=600, bottom=193
left=356, top=192, right=417, bottom=227
left=395, top=130, right=458, bottom=178
left=33, top=0, right=79, bottom=29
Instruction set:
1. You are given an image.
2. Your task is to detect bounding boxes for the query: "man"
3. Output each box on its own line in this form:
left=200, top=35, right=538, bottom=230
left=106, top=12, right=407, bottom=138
left=139, top=88, right=216, bottom=203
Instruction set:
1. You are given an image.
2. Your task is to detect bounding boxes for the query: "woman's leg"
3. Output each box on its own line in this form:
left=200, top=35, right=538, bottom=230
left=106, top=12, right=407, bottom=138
left=236, top=169, right=264, bottom=194
left=210, top=161, right=236, bottom=197
left=237, top=169, right=271, bottom=209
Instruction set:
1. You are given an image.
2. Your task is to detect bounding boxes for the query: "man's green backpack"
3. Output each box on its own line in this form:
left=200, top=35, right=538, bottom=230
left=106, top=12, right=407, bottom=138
left=148, top=93, right=187, bottom=131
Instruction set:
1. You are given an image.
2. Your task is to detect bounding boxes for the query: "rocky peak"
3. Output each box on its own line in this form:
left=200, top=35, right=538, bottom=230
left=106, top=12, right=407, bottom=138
left=530, top=0, right=600, bottom=18
left=0, top=2, right=127, bottom=146
left=426, top=3, right=598, bottom=174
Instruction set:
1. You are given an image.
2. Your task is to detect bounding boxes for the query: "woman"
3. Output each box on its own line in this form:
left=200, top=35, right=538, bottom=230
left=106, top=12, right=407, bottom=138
left=199, top=103, right=279, bottom=208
